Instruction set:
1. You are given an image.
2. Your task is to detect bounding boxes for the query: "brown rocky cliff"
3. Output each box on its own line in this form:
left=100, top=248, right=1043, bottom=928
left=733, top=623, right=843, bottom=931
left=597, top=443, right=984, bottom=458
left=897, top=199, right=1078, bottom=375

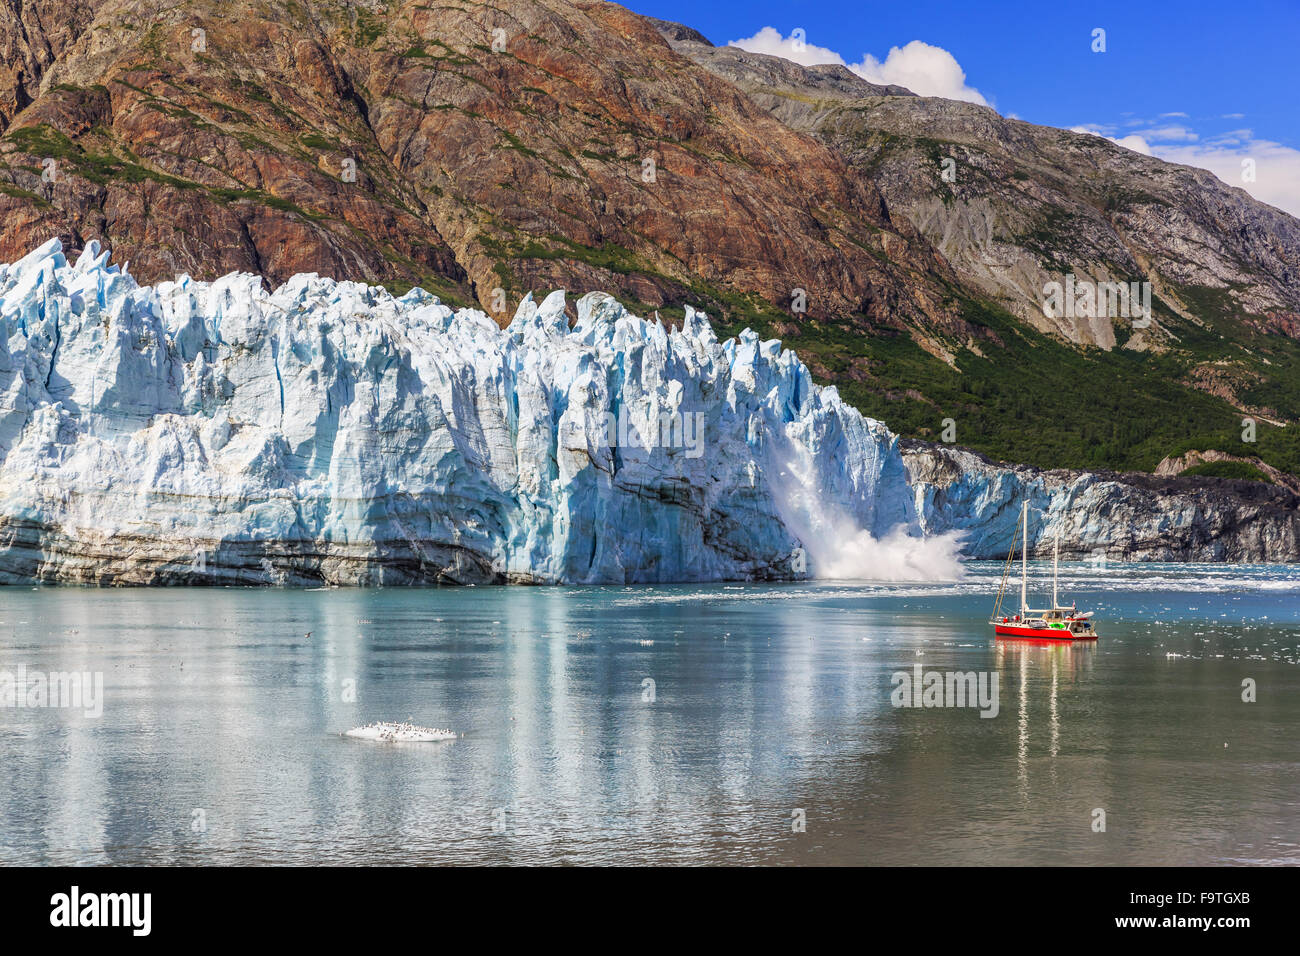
left=0, top=0, right=961, bottom=334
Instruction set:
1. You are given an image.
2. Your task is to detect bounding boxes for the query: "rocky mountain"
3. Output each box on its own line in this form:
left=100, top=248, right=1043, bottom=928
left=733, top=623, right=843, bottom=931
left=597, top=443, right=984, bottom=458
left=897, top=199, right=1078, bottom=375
left=665, top=35, right=1300, bottom=349
left=1, top=0, right=1297, bottom=486
left=659, top=24, right=1300, bottom=481
left=904, top=440, right=1300, bottom=562
left=0, top=0, right=957, bottom=327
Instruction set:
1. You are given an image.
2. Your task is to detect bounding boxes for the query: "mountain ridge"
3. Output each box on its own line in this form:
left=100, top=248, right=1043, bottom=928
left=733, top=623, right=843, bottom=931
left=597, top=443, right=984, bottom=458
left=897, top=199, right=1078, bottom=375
left=1, top=0, right=1297, bottom=481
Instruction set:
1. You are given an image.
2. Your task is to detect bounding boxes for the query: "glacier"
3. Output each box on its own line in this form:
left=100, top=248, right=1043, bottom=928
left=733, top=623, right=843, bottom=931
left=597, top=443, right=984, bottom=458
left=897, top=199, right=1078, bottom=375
left=2, top=239, right=1294, bottom=585
left=0, top=238, right=933, bottom=585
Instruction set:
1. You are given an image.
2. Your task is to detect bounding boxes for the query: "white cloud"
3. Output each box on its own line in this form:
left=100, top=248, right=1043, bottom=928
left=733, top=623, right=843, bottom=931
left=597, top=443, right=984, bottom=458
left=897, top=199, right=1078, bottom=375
left=852, top=41, right=989, bottom=105
left=1074, top=121, right=1196, bottom=152
left=726, top=26, right=845, bottom=67
left=1140, top=125, right=1198, bottom=142
left=1113, top=135, right=1155, bottom=155
left=1212, top=129, right=1254, bottom=147
left=728, top=28, right=989, bottom=106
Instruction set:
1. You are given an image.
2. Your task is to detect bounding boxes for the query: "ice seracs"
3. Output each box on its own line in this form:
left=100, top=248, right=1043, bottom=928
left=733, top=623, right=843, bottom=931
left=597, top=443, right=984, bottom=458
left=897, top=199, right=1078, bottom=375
left=0, top=239, right=922, bottom=584
left=6, top=237, right=1286, bottom=577
left=4, top=239, right=1284, bottom=579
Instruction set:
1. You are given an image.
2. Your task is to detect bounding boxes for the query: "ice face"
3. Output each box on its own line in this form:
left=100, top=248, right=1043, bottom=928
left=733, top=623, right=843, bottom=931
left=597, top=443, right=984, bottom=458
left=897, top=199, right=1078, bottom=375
left=0, top=239, right=925, bottom=584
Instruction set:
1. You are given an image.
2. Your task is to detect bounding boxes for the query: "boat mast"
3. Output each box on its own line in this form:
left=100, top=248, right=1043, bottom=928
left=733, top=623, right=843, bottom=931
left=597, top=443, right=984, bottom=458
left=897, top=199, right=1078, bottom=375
left=1053, top=529, right=1059, bottom=609
left=1020, top=501, right=1028, bottom=615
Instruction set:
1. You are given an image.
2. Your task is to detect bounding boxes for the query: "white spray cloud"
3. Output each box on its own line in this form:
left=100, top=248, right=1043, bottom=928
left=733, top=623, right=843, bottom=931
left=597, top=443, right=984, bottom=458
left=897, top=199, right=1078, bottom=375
left=767, top=442, right=966, bottom=583
left=728, top=28, right=990, bottom=106
left=808, top=522, right=968, bottom=582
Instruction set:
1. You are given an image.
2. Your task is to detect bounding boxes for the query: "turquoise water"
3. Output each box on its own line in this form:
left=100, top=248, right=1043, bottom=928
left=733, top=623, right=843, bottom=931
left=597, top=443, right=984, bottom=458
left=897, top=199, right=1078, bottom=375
left=1, top=562, right=1297, bottom=865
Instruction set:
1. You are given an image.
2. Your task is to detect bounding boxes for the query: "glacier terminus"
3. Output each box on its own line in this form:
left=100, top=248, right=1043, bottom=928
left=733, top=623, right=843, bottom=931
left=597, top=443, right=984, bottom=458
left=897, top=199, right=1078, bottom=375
left=0, top=239, right=925, bottom=584
left=0, top=240, right=1294, bottom=585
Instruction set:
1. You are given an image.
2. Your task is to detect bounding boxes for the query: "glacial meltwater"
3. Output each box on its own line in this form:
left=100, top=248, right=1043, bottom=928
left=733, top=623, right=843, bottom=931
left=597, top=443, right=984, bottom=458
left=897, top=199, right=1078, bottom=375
left=2, top=562, right=1297, bottom=865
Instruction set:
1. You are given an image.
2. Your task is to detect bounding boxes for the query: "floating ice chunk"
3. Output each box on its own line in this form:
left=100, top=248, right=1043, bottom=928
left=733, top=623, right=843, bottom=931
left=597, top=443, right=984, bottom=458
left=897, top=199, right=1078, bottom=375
left=345, top=722, right=456, bottom=742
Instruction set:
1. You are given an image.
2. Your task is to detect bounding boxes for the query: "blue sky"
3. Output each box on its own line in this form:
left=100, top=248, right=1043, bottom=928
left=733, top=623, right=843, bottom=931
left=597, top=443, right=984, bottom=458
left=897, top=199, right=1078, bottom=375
left=628, top=0, right=1300, bottom=215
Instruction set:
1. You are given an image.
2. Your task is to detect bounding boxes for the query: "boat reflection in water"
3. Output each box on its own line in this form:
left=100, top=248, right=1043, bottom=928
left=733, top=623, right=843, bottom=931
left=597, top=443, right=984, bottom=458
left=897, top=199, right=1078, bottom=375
left=994, top=638, right=1098, bottom=797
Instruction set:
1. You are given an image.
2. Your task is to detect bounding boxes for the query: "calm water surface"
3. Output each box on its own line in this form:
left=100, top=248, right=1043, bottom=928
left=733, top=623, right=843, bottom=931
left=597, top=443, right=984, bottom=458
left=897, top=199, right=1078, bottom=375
left=2, top=563, right=1297, bottom=865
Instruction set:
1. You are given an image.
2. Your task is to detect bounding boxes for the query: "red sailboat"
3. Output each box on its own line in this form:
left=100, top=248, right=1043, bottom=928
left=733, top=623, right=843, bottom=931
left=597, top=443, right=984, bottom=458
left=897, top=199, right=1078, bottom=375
left=990, top=502, right=1098, bottom=641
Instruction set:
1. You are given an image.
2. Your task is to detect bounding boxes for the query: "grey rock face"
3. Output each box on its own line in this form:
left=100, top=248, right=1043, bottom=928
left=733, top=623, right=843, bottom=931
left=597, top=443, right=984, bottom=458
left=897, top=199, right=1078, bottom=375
left=904, top=441, right=1300, bottom=562
left=663, top=27, right=1300, bottom=355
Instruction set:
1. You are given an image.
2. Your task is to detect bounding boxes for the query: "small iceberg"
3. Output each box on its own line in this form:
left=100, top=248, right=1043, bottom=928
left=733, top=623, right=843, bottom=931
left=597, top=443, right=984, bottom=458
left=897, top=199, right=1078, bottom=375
left=344, top=722, right=456, bottom=742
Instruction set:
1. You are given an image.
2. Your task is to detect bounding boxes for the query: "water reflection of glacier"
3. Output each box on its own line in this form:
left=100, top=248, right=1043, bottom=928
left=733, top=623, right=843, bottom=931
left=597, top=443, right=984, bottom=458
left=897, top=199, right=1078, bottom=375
left=1, top=570, right=1296, bottom=865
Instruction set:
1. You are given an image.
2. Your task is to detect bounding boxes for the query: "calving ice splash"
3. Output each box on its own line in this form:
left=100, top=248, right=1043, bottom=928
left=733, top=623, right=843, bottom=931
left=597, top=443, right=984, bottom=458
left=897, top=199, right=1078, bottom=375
left=771, top=442, right=965, bottom=581
left=0, top=238, right=962, bottom=585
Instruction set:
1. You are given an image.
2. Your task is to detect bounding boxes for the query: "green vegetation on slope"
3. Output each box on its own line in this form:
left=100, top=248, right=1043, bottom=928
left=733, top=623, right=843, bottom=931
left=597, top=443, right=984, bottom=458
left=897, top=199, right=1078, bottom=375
left=708, top=292, right=1300, bottom=477
left=1181, top=461, right=1271, bottom=482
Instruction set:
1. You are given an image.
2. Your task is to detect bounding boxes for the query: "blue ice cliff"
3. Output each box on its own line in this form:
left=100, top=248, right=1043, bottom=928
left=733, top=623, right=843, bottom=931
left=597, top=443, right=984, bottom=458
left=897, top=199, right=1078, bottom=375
left=1, top=240, right=1293, bottom=584
left=0, top=239, right=933, bottom=584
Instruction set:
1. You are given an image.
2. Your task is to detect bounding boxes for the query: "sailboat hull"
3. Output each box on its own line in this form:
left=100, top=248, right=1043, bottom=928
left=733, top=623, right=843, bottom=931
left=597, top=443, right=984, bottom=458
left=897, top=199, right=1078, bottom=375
left=993, top=622, right=1097, bottom=641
